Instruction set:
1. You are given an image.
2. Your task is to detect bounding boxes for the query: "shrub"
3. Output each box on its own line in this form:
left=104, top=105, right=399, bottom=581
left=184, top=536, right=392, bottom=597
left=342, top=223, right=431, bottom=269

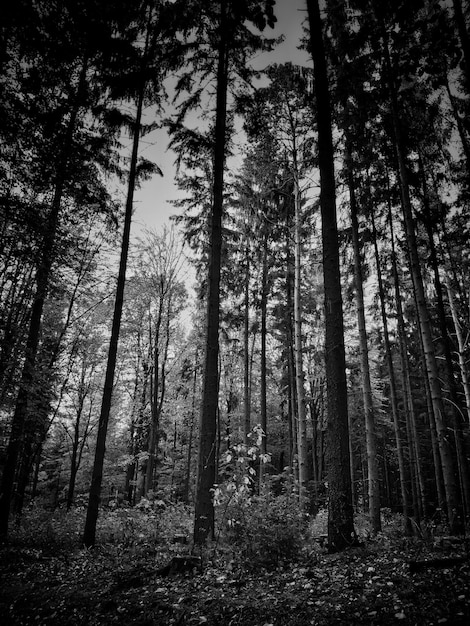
left=214, top=427, right=307, bottom=570
left=308, top=507, right=328, bottom=538
left=95, top=500, right=193, bottom=547
left=220, top=490, right=306, bottom=570
left=9, top=504, right=85, bottom=551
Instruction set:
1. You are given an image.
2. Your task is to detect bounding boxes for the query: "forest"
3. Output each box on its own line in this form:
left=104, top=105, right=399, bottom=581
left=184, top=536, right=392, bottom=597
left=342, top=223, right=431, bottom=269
left=1, top=0, right=470, bottom=624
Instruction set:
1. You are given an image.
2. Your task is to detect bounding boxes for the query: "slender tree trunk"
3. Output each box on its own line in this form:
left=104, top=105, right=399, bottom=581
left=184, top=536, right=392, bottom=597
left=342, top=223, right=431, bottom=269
left=243, top=237, right=251, bottom=441
left=82, top=77, right=144, bottom=548
left=13, top=438, right=34, bottom=515
left=293, top=174, right=309, bottom=505
left=193, top=1, right=228, bottom=545
left=419, top=156, right=470, bottom=517
left=67, top=443, right=80, bottom=511
left=133, top=356, right=151, bottom=503
left=285, top=193, right=298, bottom=478
left=309, top=377, right=319, bottom=499
left=417, top=322, right=447, bottom=516
left=124, top=351, right=141, bottom=504
left=380, top=28, right=464, bottom=534
left=259, top=225, right=269, bottom=481
left=146, top=292, right=171, bottom=496
left=370, top=208, right=412, bottom=534
left=348, top=411, right=356, bottom=510
left=306, top=0, right=355, bottom=551
left=31, top=445, right=42, bottom=502
left=446, top=276, right=470, bottom=422
left=67, top=399, right=84, bottom=511
left=387, top=201, right=427, bottom=523
left=184, top=353, right=198, bottom=504
left=347, top=154, right=381, bottom=533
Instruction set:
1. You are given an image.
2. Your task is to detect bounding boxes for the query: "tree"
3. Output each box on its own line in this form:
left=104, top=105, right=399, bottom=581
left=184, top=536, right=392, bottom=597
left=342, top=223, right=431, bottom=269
left=136, top=228, right=187, bottom=497
left=0, top=0, right=126, bottom=536
left=82, top=0, right=168, bottom=546
left=306, top=0, right=356, bottom=551
left=377, top=7, right=464, bottom=534
left=168, top=0, right=276, bottom=546
left=347, top=153, right=381, bottom=533
left=243, top=62, right=317, bottom=502
left=192, top=0, right=229, bottom=545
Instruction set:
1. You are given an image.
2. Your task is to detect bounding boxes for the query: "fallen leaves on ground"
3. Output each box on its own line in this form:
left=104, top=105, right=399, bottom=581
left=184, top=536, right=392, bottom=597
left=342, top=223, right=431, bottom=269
left=1, top=538, right=469, bottom=625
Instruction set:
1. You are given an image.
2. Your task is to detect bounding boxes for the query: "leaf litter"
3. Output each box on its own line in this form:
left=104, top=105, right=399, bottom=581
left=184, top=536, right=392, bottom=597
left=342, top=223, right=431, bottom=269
left=1, top=538, right=469, bottom=625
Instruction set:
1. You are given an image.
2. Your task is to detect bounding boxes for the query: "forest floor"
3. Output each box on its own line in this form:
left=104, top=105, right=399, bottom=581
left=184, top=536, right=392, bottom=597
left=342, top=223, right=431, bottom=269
left=1, top=533, right=470, bottom=625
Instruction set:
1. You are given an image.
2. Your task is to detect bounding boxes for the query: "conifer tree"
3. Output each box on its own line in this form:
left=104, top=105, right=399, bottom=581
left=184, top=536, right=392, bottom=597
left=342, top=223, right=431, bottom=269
left=306, top=0, right=356, bottom=551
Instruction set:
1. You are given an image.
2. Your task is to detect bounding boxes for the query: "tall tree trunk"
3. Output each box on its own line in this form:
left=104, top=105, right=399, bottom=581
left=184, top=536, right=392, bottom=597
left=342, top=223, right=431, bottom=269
left=445, top=276, right=470, bottom=422
left=309, top=376, right=319, bottom=499
left=419, top=155, right=470, bottom=517
left=124, top=349, right=142, bottom=504
left=370, top=208, right=412, bottom=534
left=132, top=356, right=151, bottom=503
left=145, top=292, right=171, bottom=496
left=346, top=154, right=381, bottom=533
left=0, top=56, right=88, bottom=539
left=306, top=0, right=355, bottom=551
left=31, top=445, right=42, bottom=502
left=243, top=237, right=251, bottom=441
left=193, top=1, right=228, bottom=545
left=259, top=225, right=269, bottom=481
left=293, top=173, right=309, bottom=505
left=380, top=26, right=464, bottom=534
left=387, top=198, right=428, bottom=522
left=416, top=319, right=447, bottom=516
left=82, top=77, right=144, bottom=548
left=285, top=197, right=298, bottom=477
left=67, top=401, right=84, bottom=510
left=184, top=352, right=198, bottom=503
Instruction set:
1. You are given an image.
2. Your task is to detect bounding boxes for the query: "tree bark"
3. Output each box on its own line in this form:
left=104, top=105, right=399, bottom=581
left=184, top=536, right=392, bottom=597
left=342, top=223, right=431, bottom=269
left=259, top=224, right=269, bottom=481
left=419, top=155, right=470, bottom=517
left=347, top=153, right=381, bottom=533
left=285, top=194, right=298, bottom=476
left=387, top=198, right=427, bottom=523
left=445, top=276, right=470, bottom=422
left=370, top=207, right=412, bottom=534
left=243, top=234, right=251, bottom=442
left=145, top=290, right=171, bottom=496
left=193, top=0, right=228, bottom=545
left=380, top=24, right=463, bottom=534
left=184, top=351, right=198, bottom=504
left=306, top=0, right=355, bottom=551
left=82, top=74, right=144, bottom=547
left=293, top=170, right=309, bottom=505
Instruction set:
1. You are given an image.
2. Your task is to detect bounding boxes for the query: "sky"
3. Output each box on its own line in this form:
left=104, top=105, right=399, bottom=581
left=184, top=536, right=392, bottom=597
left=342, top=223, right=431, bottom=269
left=131, top=0, right=309, bottom=237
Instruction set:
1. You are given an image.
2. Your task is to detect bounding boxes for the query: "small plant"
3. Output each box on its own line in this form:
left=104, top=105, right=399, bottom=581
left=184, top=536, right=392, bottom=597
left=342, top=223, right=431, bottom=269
left=214, top=426, right=306, bottom=570
left=308, top=507, right=328, bottom=537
